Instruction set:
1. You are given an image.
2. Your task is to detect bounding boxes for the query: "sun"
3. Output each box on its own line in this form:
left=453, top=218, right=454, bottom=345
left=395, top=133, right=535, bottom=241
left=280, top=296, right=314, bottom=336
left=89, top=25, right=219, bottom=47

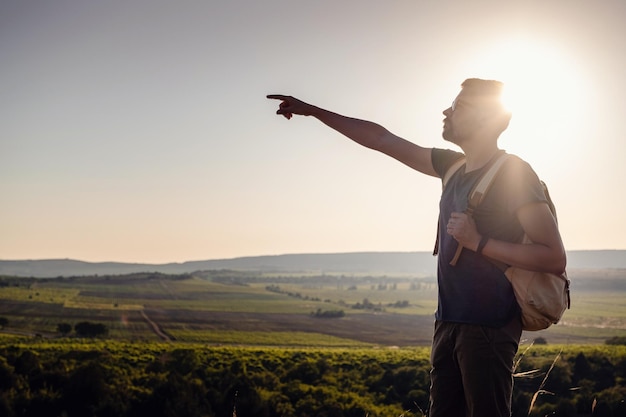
left=462, top=36, right=589, bottom=168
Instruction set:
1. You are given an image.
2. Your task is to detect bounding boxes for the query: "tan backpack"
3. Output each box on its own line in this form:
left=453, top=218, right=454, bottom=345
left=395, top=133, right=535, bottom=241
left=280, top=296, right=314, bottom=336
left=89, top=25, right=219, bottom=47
left=436, top=153, right=571, bottom=331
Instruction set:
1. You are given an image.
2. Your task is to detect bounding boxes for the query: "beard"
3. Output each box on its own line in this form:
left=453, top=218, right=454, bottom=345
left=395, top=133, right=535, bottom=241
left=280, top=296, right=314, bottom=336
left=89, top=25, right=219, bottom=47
left=442, top=124, right=460, bottom=145
left=442, top=120, right=472, bottom=147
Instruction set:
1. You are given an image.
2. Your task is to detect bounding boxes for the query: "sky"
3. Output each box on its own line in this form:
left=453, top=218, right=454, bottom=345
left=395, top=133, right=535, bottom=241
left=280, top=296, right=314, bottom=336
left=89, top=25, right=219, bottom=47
left=1, top=0, right=625, bottom=264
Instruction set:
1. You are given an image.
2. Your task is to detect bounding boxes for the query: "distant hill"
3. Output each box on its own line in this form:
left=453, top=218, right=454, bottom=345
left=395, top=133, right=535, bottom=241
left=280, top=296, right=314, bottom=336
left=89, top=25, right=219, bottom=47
left=0, top=250, right=624, bottom=278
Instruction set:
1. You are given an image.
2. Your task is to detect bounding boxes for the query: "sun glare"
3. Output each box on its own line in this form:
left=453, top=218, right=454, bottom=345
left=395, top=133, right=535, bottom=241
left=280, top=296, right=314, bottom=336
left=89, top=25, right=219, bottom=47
left=463, top=37, right=588, bottom=169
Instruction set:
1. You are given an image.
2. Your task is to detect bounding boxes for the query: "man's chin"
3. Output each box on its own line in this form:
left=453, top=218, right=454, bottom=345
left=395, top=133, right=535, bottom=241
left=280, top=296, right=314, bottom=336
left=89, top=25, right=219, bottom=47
left=442, top=132, right=455, bottom=144
left=442, top=135, right=464, bottom=148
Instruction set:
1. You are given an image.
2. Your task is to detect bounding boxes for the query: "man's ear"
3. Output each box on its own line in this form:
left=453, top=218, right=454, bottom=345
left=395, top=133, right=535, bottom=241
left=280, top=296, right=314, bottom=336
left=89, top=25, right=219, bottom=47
left=497, top=111, right=512, bottom=132
left=480, top=109, right=511, bottom=133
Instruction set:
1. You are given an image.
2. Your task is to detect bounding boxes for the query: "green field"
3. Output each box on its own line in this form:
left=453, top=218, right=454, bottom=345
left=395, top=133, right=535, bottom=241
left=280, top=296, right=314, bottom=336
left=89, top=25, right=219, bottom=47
left=1, top=268, right=625, bottom=346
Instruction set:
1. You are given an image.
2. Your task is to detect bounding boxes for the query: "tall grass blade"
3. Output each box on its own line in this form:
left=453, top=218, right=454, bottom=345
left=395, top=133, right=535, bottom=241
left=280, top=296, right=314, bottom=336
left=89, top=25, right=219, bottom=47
left=527, top=348, right=562, bottom=416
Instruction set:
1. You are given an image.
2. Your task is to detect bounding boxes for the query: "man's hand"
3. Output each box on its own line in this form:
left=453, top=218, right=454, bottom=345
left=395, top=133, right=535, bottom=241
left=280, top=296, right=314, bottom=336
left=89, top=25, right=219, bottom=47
left=446, top=212, right=481, bottom=252
left=267, top=94, right=313, bottom=119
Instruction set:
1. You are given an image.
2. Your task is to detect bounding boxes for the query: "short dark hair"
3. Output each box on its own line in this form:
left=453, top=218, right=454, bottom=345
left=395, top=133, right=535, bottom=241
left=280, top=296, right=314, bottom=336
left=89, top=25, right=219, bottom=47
left=461, top=78, right=505, bottom=101
left=461, top=78, right=511, bottom=131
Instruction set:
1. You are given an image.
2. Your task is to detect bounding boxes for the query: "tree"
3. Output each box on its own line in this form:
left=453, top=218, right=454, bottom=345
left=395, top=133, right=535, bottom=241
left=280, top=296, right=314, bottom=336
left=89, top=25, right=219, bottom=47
left=63, top=361, right=118, bottom=417
left=74, top=321, right=108, bottom=338
left=14, top=350, right=41, bottom=376
left=0, top=317, right=8, bottom=328
left=167, top=349, right=200, bottom=375
left=311, top=309, right=345, bottom=318
left=136, top=372, right=211, bottom=417
left=57, top=323, right=72, bottom=335
left=572, top=352, right=592, bottom=383
left=605, top=336, right=626, bottom=345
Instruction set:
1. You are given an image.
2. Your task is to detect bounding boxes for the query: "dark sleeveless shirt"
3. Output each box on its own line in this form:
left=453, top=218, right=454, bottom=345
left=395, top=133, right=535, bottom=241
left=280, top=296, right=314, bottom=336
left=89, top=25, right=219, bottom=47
left=431, top=148, right=548, bottom=327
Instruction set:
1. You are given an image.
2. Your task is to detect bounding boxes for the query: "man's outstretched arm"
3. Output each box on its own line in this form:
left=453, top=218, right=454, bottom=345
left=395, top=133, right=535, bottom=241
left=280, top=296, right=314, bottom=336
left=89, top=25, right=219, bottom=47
left=267, top=94, right=437, bottom=177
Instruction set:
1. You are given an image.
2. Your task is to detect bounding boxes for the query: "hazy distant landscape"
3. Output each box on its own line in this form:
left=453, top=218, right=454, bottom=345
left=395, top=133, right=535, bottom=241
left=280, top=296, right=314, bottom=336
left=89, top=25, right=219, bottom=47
left=1, top=250, right=625, bottom=278
left=1, top=250, right=625, bottom=347
left=2, top=251, right=626, bottom=417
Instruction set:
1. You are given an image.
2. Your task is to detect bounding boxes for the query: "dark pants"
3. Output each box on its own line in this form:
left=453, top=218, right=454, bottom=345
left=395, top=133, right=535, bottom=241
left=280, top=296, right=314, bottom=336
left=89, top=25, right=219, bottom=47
left=429, top=317, right=522, bottom=417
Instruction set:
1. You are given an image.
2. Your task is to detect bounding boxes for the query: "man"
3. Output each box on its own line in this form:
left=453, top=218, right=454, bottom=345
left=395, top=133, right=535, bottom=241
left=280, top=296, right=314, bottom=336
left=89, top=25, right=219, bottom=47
left=267, top=78, right=566, bottom=417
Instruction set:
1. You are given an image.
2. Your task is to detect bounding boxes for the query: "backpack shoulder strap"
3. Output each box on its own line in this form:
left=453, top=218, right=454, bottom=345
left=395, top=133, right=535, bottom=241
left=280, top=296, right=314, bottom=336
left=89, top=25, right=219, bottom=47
left=449, top=152, right=510, bottom=265
left=442, top=157, right=466, bottom=189
left=433, top=156, right=467, bottom=256
left=466, top=153, right=510, bottom=212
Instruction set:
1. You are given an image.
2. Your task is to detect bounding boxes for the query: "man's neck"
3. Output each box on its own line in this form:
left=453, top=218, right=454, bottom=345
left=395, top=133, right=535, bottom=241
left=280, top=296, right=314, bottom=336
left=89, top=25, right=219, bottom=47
left=463, top=143, right=501, bottom=172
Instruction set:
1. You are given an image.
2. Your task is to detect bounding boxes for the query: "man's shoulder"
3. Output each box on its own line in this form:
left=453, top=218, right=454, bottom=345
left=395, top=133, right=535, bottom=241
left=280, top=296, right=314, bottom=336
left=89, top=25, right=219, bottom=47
left=494, top=152, right=548, bottom=209
left=501, top=152, right=539, bottom=177
left=432, top=148, right=465, bottom=178
left=433, top=147, right=465, bottom=159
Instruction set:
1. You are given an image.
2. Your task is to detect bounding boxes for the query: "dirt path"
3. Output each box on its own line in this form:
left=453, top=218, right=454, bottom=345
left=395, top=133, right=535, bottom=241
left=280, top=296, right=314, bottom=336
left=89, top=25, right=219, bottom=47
left=140, top=310, right=172, bottom=341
